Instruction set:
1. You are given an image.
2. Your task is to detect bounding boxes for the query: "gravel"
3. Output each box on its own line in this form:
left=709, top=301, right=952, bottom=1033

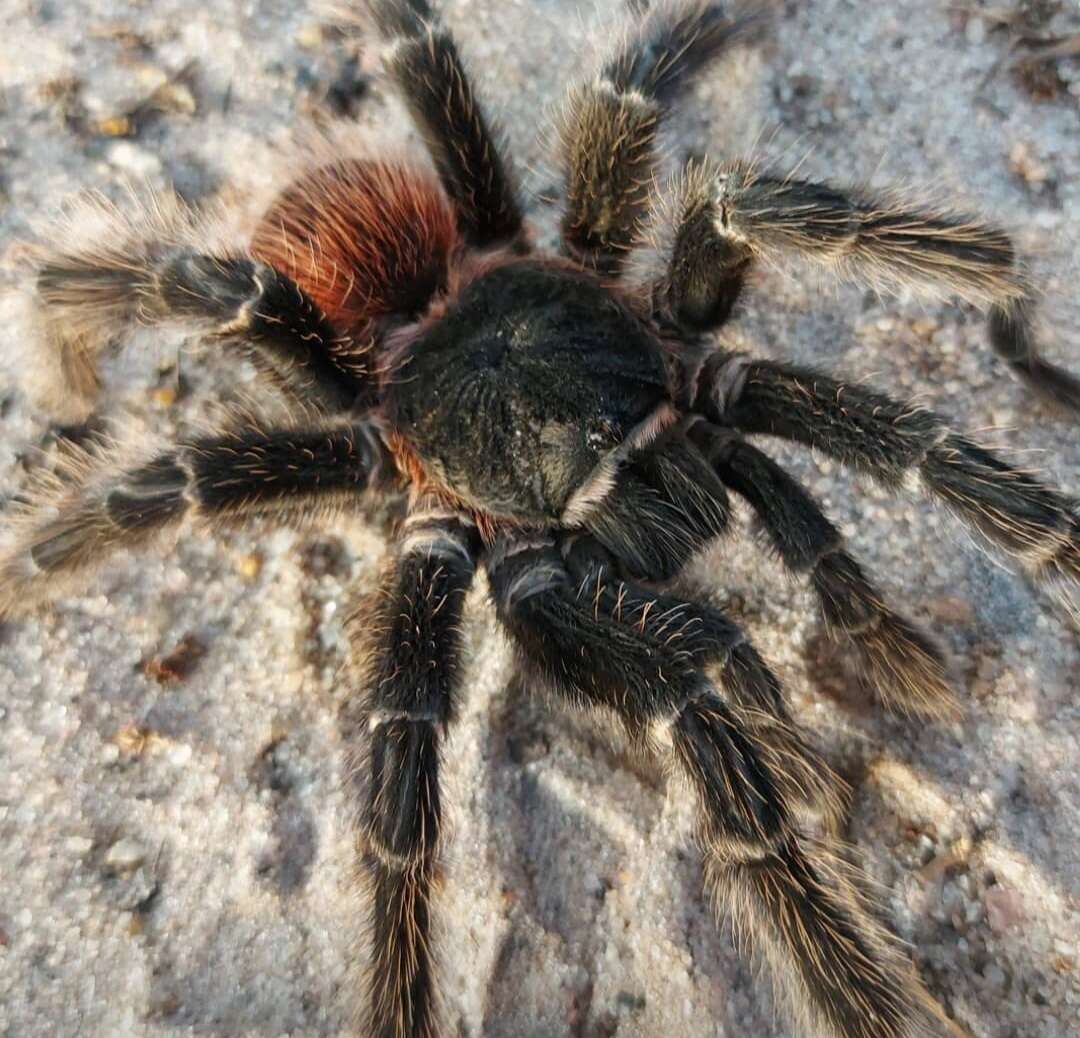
left=0, top=2, right=1077, bottom=1037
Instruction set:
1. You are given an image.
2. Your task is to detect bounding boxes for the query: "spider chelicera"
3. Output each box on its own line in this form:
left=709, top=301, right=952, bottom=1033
left=3, top=2, right=1078, bottom=1037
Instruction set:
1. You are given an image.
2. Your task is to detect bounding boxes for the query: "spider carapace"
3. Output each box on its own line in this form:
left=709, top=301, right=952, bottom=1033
left=4, top=2, right=1078, bottom=1038
left=390, top=261, right=671, bottom=523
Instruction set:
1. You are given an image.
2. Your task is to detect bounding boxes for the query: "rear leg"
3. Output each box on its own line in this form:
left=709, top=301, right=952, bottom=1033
left=513, top=532, right=848, bottom=831
left=351, top=0, right=524, bottom=247
left=343, top=505, right=479, bottom=1038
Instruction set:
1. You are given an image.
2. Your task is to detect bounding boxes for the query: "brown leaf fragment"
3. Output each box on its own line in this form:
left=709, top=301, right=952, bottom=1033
left=114, top=723, right=169, bottom=756
left=141, top=634, right=206, bottom=684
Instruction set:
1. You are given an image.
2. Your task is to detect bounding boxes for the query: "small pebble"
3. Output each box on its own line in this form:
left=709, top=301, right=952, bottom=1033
left=1009, top=141, right=1050, bottom=186
left=104, top=838, right=146, bottom=873
left=106, top=140, right=162, bottom=179
left=64, top=836, right=93, bottom=857
left=150, top=385, right=177, bottom=408
left=927, top=595, right=974, bottom=625
left=95, top=115, right=133, bottom=137
left=984, top=886, right=1024, bottom=934
left=237, top=553, right=263, bottom=580
left=296, top=23, right=323, bottom=49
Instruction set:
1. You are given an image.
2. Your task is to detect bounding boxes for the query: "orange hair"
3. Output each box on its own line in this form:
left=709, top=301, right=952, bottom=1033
left=250, top=159, right=459, bottom=335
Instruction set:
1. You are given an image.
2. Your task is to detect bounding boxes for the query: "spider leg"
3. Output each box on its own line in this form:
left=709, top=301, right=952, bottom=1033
left=697, top=353, right=1080, bottom=624
left=570, top=423, right=777, bottom=788
left=577, top=429, right=732, bottom=580
left=488, top=535, right=941, bottom=1038
left=566, top=533, right=847, bottom=829
left=357, top=0, right=523, bottom=247
left=343, top=507, right=479, bottom=1038
left=690, top=423, right=957, bottom=718
left=0, top=418, right=389, bottom=618
left=656, top=160, right=1080, bottom=411
left=555, top=0, right=765, bottom=272
left=33, top=196, right=365, bottom=412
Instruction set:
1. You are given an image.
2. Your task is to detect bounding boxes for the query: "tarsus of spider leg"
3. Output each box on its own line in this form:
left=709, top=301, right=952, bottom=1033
left=669, top=686, right=943, bottom=1038
left=703, top=356, right=1080, bottom=626
left=603, top=0, right=771, bottom=105
left=693, top=426, right=958, bottom=718
left=0, top=421, right=385, bottom=619
left=697, top=829, right=947, bottom=1038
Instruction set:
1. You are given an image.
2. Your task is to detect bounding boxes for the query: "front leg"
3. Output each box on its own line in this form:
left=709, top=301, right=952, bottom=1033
left=0, top=418, right=388, bottom=618
left=344, top=507, right=479, bottom=1038
left=653, top=159, right=1080, bottom=411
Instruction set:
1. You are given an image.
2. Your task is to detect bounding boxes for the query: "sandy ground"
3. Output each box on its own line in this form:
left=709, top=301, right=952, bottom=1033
left=0, top=1, right=1078, bottom=1036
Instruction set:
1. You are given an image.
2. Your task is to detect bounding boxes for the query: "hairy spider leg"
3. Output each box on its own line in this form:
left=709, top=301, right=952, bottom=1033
left=33, top=194, right=362, bottom=412
left=690, top=424, right=958, bottom=718
left=489, top=535, right=939, bottom=1038
left=0, top=419, right=387, bottom=618
left=359, top=0, right=524, bottom=247
left=579, top=430, right=732, bottom=579
left=697, top=353, right=1080, bottom=623
left=558, top=532, right=848, bottom=829
left=554, top=0, right=766, bottom=272
left=657, top=160, right=1080, bottom=410
left=343, top=507, right=480, bottom=1038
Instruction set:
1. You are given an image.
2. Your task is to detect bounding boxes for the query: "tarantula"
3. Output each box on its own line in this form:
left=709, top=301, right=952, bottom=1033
left=2, top=1, right=1078, bottom=1036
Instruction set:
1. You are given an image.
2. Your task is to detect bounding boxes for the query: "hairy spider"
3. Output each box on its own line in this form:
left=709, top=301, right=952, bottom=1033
left=2, top=1, right=1078, bottom=1037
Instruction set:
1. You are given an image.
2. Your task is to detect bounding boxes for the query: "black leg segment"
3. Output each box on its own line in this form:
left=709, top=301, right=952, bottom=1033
left=691, top=424, right=957, bottom=717
left=697, top=353, right=1080, bottom=622
left=36, top=241, right=365, bottom=411
left=366, top=1, right=524, bottom=247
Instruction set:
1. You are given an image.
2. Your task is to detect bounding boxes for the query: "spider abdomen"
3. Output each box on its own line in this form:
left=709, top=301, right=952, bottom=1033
left=250, top=159, right=457, bottom=336
left=388, top=261, right=668, bottom=522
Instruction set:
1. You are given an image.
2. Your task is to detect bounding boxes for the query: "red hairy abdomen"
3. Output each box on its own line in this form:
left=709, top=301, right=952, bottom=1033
left=250, top=159, right=458, bottom=334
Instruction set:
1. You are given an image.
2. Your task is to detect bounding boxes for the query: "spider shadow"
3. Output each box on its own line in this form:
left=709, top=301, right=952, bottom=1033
left=143, top=906, right=346, bottom=1036
left=474, top=673, right=782, bottom=1038
left=476, top=675, right=668, bottom=1038
left=45, top=539, right=353, bottom=1035
left=799, top=598, right=1078, bottom=1038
